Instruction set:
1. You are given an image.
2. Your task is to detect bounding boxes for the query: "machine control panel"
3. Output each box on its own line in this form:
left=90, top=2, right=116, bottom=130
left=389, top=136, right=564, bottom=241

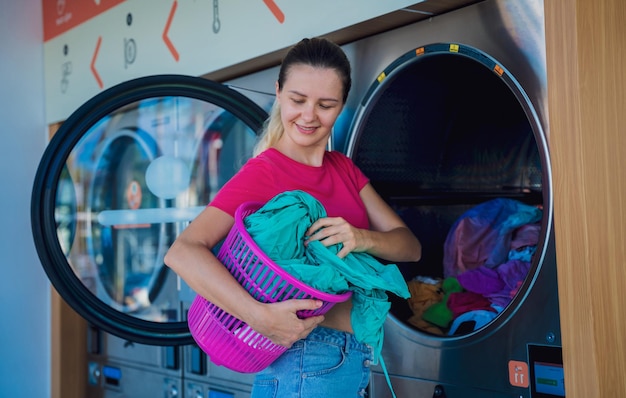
left=528, top=344, right=565, bottom=397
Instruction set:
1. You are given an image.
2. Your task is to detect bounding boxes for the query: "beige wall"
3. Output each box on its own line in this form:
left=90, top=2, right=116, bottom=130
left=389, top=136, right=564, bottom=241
left=546, top=1, right=626, bottom=396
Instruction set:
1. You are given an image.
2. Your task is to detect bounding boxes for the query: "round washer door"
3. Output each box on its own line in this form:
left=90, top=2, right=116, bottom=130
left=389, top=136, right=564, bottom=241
left=346, top=43, right=553, bottom=342
left=31, top=75, right=268, bottom=345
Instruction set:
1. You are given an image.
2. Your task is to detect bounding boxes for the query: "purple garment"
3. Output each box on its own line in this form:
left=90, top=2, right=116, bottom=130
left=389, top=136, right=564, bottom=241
left=457, top=260, right=531, bottom=308
left=488, top=260, right=531, bottom=307
left=511, top=223, right=541, bottom=250
left=456, top=267, right=504, bottom=295
left=443, top=198, right=542, bottom=277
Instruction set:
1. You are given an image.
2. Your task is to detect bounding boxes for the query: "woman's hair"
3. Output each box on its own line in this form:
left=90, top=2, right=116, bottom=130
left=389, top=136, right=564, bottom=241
left=252, top=37, right=352, bottom=156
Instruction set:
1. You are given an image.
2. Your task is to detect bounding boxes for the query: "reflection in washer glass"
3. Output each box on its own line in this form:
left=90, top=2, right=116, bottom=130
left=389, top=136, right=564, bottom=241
left=57, top=96, right=258, bottom=322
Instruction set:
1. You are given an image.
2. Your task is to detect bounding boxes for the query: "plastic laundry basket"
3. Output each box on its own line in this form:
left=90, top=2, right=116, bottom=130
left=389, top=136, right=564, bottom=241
left=187, top=201, right=352, bottom=373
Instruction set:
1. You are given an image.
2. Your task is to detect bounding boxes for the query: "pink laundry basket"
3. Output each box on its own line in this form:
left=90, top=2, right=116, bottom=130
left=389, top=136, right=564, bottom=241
left=187, top=201, right=352, bottom=373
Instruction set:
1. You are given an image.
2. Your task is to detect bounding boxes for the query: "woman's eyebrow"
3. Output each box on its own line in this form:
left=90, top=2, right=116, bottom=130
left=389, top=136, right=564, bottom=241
left=287, top=89, right=340, bottom=103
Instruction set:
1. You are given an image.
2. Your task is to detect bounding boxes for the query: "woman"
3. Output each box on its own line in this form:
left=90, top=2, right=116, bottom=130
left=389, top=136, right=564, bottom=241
left=164, top=37, right=421, bottom=397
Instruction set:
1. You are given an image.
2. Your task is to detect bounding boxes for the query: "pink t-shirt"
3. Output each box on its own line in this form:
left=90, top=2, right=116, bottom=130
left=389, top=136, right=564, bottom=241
left=210, top=148, right=370, bottom=229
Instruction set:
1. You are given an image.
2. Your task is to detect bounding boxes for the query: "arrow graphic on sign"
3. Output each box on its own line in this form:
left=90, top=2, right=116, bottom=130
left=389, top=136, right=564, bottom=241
left=163, top=1, right=180, bottom=61
left=263, top=0, right=284, bottom=23
left=91, top=36, right=103, bottom=89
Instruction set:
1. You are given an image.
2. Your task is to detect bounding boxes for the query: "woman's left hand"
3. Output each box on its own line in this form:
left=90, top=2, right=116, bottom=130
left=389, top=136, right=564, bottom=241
left=302, top=184, right=421, bottom=263
left=305, top=217, right=367, bottom=259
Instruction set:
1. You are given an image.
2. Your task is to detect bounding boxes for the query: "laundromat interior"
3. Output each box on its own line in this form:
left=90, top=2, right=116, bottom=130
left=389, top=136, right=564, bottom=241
left=2, top=0, right=625, bottom=397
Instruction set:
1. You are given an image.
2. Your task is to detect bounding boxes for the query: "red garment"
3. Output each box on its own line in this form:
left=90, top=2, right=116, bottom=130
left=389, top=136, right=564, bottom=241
left=447, top=291, right=497, bottom=318
left=210, top=148, right=370, bottom=229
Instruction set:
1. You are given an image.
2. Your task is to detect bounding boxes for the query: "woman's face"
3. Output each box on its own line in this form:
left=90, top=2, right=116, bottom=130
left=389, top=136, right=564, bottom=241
left=276, top=64, right=344, bottom=151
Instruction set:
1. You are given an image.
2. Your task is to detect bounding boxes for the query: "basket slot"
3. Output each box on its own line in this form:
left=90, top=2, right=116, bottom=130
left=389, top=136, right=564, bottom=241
left=274, top=282, right=300, bottom=301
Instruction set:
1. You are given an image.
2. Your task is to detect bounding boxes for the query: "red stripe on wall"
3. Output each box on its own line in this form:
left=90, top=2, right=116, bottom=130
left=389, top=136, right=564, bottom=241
left=43, top=0, right=127, bottom=42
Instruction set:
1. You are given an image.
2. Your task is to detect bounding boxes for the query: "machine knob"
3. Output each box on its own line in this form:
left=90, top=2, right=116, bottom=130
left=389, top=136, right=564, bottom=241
left=433, top=384, right=447, bottom=397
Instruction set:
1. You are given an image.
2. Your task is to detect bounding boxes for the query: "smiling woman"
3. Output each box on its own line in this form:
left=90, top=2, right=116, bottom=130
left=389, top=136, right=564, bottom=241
left=164, top=37, right=422, bottom=398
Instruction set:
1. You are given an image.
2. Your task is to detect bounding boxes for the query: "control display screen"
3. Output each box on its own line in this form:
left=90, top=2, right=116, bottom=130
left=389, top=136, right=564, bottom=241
left=102, top=365, right=122, bottom=386
left=528, top=344, right=565, bottom=397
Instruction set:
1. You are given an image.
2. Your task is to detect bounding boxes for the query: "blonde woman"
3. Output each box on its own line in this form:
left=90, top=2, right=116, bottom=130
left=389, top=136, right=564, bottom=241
left=165, top=37, right=421, bottom=397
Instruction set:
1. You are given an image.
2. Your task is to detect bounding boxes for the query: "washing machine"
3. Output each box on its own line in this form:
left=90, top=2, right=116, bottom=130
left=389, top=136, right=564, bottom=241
left=336, top=0, right=563, bottom=397
left=31, top=75, right=271, bottom=397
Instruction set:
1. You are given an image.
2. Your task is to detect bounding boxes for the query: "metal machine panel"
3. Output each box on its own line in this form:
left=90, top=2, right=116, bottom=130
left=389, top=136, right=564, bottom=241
left=370, top=373, right=518, bottom=398
left=96, top=361, right=183, bottom=398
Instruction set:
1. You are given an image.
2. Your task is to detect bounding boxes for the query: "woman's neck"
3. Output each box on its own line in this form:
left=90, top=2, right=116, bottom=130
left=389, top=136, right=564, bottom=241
left=273, top=142, right=327, bottom=167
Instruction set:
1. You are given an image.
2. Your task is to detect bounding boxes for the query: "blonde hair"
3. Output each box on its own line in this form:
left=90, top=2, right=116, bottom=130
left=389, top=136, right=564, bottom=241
left=253, top=100, right=283, bottom=157
left=252, top=37, right=352, bottom=158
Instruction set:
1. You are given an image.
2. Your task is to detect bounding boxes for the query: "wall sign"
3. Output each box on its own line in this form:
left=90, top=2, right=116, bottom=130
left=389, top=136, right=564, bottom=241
left=43, top=0, right=421, bottom=123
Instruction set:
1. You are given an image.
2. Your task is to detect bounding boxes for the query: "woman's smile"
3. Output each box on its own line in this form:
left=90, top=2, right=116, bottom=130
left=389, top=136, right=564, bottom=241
left=295, top=123, right=319, bottom=134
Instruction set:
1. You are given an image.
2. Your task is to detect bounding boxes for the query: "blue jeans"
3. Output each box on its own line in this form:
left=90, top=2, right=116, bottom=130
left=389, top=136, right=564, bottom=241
left=250, top=326, right=373, bottom=398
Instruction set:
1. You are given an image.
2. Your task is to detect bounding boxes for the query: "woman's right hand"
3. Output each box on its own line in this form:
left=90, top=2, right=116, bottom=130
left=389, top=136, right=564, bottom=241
left=248, top=299, right=325, bottom=348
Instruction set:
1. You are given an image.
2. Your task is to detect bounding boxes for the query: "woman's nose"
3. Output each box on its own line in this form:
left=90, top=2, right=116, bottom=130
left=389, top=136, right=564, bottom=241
left=301, top=103, right=316, bottom=121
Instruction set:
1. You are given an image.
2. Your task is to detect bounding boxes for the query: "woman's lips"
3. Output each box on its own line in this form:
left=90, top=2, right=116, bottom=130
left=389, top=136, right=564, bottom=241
left=296, top=124, right=318, bottom=134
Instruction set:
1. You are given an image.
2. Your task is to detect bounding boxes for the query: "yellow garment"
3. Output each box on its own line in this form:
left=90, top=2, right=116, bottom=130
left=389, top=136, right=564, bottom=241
left=406, top=277, right=445, bottom=335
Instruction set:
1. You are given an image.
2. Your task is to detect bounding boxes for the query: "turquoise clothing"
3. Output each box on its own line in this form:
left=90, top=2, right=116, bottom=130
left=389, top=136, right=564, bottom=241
left=243, top=190, right=410, bottom=363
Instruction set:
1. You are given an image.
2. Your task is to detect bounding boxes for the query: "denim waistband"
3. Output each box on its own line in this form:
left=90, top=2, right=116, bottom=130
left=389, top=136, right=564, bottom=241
left=304, top=326, right=372, bottom=355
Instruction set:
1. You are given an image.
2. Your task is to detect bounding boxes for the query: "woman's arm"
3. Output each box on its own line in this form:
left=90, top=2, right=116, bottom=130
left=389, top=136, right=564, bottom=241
left=306, top=183, right=422, bottom=262
left=358, top=183, right=422, bottom=262
left=164, top=205, right=324, bottom=347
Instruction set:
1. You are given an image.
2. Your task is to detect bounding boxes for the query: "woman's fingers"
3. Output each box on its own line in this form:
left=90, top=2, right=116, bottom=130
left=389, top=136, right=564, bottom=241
left=307, top=217, right=342, bottom=236
left=306, top=217, right=361, bottom=256
left=307, top=217, right=349, bottom=242
left=256, top=299, right=325, bottom=347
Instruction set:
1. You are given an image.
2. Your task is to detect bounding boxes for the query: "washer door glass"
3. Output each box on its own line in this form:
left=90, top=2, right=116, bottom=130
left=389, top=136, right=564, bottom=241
left=32, top=75, right=268, bottom=345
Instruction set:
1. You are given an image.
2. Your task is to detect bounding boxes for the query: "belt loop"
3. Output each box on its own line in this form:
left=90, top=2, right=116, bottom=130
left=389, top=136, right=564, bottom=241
left=343, top=331, right=351, bottom=354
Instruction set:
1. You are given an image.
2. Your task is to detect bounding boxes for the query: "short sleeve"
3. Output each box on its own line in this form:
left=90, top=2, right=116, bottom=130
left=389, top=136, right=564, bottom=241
left=328, top=151, right=370, bottom=191
left=209, top=157, right=275, bottom=216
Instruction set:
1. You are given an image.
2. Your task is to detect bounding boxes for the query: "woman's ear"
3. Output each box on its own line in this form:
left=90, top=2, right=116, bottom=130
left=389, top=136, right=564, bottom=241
left=275, top=81, right=280, bottom=97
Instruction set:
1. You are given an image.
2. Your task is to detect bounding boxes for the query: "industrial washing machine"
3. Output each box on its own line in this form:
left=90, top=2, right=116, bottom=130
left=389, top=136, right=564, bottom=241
left=336, top=0, right=564, bottom=397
